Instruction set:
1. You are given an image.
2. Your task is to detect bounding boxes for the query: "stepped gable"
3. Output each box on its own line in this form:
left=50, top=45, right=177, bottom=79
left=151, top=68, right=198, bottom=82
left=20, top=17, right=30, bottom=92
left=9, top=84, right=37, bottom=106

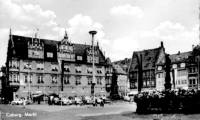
left=129, top=47, right=163, bottom=72
left=10, top=35, right=105, bottom=63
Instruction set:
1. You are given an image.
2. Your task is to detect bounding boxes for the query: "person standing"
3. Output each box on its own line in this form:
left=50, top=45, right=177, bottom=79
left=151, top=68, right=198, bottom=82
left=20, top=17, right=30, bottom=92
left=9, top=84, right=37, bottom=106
left=23, top=98, right=26, bottom=108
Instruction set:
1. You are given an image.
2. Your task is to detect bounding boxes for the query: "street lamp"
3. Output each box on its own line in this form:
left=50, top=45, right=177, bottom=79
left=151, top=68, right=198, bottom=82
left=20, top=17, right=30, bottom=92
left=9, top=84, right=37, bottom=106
left=27, top=63, right=31, bottom=100
left=89, top=30, right=97, bottom=101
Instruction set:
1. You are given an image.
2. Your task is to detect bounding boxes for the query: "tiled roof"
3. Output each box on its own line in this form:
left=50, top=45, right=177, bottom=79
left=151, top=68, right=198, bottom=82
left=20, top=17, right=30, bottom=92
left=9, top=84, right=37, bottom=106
left=129, top=47, right=164, bottom=72
left=11, top=35, right=105, bottom=63
left=113, top=58, right=131, bottom=73
left=157, top=51, right=191, bottom=65
left=192, top=45, right=200, bottom=56
left=113, top=64, right=126, bottom=75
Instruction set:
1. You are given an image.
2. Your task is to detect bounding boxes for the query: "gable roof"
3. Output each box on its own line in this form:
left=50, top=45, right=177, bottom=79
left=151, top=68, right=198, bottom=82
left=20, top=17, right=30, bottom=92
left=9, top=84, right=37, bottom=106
left=113, top=64, right=126, bottom=75
left=157, top=51, right=191, bottom=65
left=113, top=58, right=131, bottom=73
left=129, top=47, right=164, bottom=72
left=10, top=35, right=105, bottom=63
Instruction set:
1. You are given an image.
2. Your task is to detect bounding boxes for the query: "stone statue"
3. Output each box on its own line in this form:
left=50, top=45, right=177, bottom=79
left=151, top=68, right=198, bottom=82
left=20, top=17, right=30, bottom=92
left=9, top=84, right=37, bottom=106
left=164, top=54, right=172, bottom=90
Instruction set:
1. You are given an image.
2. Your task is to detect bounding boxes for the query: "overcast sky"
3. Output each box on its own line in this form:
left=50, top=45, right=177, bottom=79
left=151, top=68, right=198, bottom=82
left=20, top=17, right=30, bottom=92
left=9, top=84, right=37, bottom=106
left=0, top=0, right=199, bottom=66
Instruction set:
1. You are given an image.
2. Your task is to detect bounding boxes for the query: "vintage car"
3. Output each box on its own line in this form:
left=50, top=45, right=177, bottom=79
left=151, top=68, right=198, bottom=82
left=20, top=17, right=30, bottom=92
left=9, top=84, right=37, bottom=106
left=11, top=99, right=24, bottom=105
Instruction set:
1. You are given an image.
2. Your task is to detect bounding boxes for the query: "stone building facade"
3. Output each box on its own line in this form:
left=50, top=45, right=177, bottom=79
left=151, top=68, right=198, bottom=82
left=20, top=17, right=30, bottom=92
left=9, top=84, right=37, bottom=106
left=5, top=30, right=108, bottom=101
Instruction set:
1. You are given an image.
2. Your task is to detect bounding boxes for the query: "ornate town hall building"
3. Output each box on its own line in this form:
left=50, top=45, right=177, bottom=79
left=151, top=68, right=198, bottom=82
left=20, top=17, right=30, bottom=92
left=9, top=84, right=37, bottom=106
left=5, top=30, right=109, bottom=101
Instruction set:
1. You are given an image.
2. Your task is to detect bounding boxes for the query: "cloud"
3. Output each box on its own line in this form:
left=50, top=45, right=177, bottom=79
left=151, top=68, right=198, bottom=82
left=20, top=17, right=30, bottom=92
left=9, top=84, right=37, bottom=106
left=0, top=28, right=9, bottom=66
left=139, top=21, right=199, bottom=53
left=0, top=0, right=57, bottom=29
left=110, top=4, right=144, bottom=18
left=65, top=14, right=106, bottom=44
left=107, top=36, right=139, bottom=60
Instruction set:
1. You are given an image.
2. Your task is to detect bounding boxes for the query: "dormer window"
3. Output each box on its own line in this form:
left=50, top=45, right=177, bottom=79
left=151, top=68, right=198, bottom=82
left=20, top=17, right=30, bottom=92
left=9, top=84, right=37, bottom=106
left=47, top=52, right=53, bottom=58
left=177, top=57, right=180, bottom=60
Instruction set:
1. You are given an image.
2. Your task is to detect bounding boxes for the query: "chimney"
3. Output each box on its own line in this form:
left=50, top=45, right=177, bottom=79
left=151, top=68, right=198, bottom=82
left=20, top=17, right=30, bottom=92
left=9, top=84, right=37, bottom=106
left=178, top=51, right=180, bottom=55
left=161, top=41, right=164, bottom=48
left=192, top=45, right=194, bottom=50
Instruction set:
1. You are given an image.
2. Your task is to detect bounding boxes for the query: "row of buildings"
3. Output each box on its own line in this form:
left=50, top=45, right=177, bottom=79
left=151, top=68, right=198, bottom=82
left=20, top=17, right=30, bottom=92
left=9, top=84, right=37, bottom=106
left=114, top=42, right=200, bottom=93
left=0, top=30, right=199, bottom=101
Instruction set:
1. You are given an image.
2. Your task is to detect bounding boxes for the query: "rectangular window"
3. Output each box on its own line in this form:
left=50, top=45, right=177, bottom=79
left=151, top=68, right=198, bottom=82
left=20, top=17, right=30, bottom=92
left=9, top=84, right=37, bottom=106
left=143, top=81, right=146, bottom=87
left=87, top=66, right=92, bottom=74
left=88, top=77, right=92, bottom=85
left=75, top=77, right=81, bottom=85
left=96, top=77, right=102, bottom=85
left=24, top=74, right=32, bottom=83
left=37, top=75, right=44, bottom=83
left=97, top=67, right=102, bottom=74
left=193, top=79, right=196, bottom=84
left=75, top=66, right=81, bottom=73
left=24, top=61, right=32, bottom=70
left=51, top=63, right=59, bottom=71
left=47, top=52, right=53, bottom=58
left=36, top=62, right=44, bottom=70
left=52, top=76, right=58, bottom=83
left=189, top=79, right=192, bottom=85
left=64, top=77, right=70, bottom=84
left=77, top=56, right=82, bottom=60
left=24, top=75, right=28, bottom=83
left=178, top=80, right=180, bottom=85
left=64, top=64, right=70, bottom=72
left=147, top=80, right=149, bottom=86
left=9, top=60, right=19, bottom=69
left=158, top=73, right=160, bottom=78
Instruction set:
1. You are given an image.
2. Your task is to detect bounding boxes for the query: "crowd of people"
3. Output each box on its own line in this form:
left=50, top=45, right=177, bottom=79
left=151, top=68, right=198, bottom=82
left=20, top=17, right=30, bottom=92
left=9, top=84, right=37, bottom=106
left=134, top=89, right=200, bottom=113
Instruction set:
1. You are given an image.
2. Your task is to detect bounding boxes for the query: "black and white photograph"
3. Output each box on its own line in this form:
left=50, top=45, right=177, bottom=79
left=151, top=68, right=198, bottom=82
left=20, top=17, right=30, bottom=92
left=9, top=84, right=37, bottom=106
left=0, top=0, right=199, bottom=120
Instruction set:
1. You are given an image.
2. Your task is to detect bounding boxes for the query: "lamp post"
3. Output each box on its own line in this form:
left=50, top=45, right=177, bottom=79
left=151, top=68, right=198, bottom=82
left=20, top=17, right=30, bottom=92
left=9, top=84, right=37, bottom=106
left=89, top=30, right=97, bottom=101
left=27, top=63, right=31, bottom=100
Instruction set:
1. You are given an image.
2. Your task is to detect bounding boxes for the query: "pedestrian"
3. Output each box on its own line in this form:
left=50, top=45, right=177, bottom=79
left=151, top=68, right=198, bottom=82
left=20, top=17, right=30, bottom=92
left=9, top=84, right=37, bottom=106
left=100, top=100, right=104, bottom=107
left=23, top=98, right=26, bottom=108
left=95, top=99, right=98, bottom=106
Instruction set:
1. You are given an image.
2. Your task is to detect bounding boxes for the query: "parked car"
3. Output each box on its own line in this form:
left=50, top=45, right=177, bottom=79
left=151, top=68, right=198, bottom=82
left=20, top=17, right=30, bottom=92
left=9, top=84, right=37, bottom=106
left=123, top=96, right=131, bottom=101
left=104, top=98, right=112, bottom=104
left=95, top=97, right=103, bottom=104
left=57, top=98, right=72, bottom=105
left=53, top=97, right=59, bottom=105
left=82, top=96, right=93, bottom=104
left=11, top=99, right=23, bottom=105
left=74, top=97, right=83, bottom=105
